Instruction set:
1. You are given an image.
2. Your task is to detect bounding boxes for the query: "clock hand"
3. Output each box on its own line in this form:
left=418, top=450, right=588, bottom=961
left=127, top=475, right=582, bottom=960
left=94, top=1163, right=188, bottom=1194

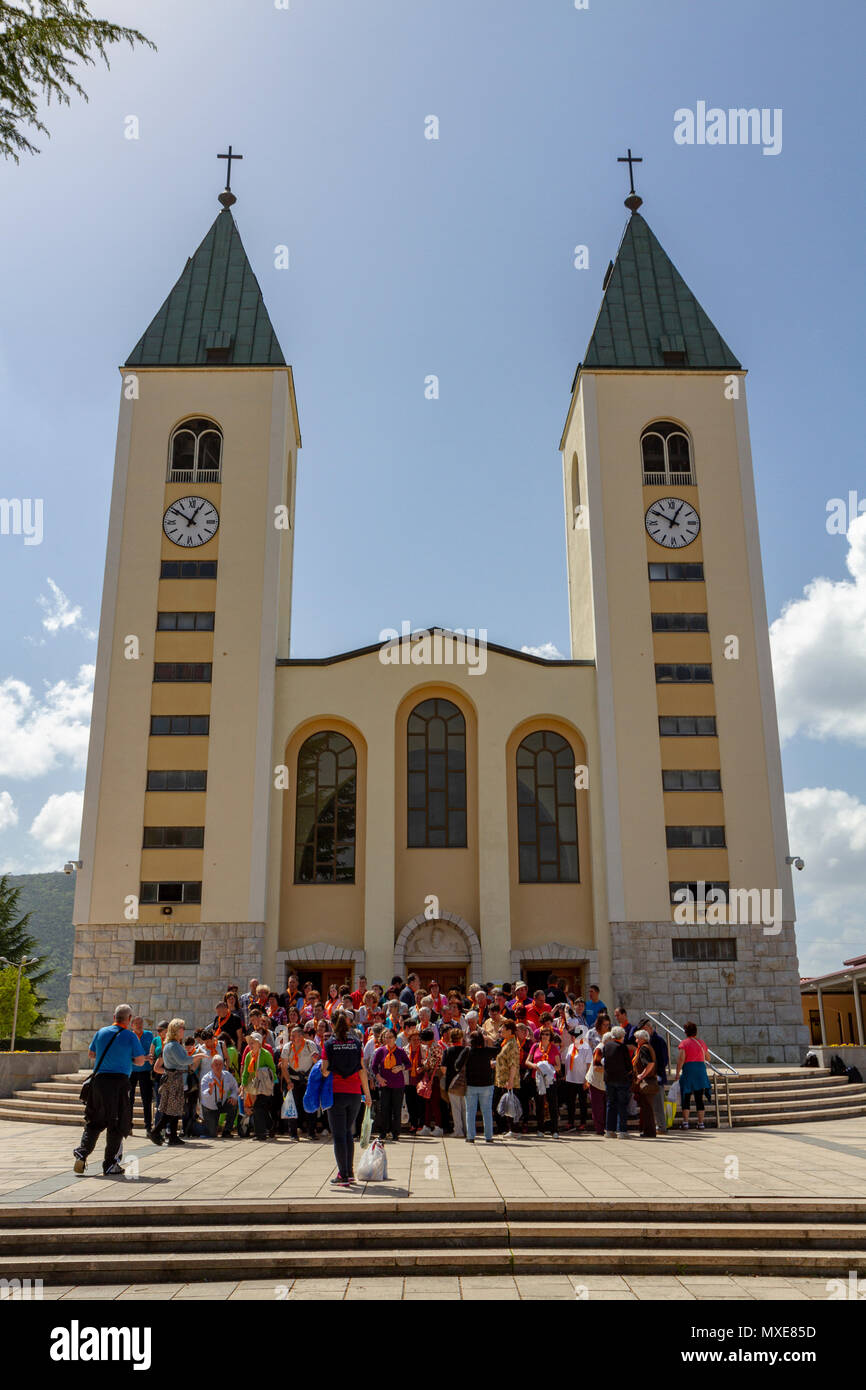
left=186, top=504, right=204, bottom=526
left=668, top=502, right=685, bottom=526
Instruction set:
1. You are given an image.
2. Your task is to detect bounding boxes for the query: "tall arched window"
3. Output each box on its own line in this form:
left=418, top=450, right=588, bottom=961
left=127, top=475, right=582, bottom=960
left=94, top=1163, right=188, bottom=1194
left=516, top=731, right=579, bottom=883
left=640, top=421, right=693, bottom=485
left=407, top=698, right=467, bottom=847
left=294, top=732, right=357, bottom=883
left=168, top=418, right=223, bottom=483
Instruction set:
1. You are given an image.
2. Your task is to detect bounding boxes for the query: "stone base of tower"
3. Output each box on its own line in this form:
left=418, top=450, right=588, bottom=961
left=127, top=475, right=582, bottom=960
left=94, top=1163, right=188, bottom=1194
left=61, top=921, right=265, bottom=1050
left=609, top=920, right=809, bottom=1066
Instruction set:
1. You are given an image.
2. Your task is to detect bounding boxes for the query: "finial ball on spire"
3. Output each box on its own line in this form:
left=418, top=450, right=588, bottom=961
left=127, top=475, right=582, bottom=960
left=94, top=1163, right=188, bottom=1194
left=617, top=148, right=643, bottom=213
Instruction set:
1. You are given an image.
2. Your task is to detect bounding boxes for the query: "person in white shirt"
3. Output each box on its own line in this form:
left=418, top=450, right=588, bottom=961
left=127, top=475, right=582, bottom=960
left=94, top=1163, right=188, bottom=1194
left=562, top=1030, right=593, bottom=1131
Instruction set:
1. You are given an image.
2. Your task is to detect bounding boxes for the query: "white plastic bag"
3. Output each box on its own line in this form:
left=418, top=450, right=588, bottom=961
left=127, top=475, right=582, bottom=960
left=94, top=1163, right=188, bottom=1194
left=666, top=1080, right=681, bottom=1108
left=356, top=1136, right=388, bottom=1182
left=281, top=1089, right=297, bottom=1120
left=497, top=1090, right=522, bottom=1121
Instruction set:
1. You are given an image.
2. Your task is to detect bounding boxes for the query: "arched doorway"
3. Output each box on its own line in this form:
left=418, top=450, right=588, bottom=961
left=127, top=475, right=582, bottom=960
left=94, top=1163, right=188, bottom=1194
left=394, top=912, right=482, bottom=994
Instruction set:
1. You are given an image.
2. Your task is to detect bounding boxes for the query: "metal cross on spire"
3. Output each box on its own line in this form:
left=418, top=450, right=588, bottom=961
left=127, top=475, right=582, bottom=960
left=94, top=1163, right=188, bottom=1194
left=617, top=147, right=644, bottom=213
left=217, top=145, right=244, bottom=208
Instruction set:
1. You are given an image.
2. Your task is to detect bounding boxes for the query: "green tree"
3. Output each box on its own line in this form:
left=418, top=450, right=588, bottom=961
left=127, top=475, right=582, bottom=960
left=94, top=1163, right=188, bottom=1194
left=0, top=1, right=154, bottom=161
left=0, top=874, right=52, bottom=1023
left=0, top=966, right=39, bottom=1041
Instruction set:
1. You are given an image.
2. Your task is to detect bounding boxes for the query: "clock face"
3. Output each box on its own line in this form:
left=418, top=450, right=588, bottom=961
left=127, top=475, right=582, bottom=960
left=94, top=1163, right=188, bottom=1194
left=645, top=496, right=700, bottom=549
left=163, top=496, right=219, bottom=548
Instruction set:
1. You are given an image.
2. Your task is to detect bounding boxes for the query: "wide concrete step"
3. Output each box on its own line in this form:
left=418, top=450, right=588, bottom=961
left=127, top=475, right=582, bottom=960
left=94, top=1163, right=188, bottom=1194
left=0, top=1106, right=148, bottom=1129
left=12, top=1090, right=147, bottom=1108
left=727, top=1079, right=849, bottom=1098
left=7, top=1219, right=863, bottom=1256
left=732, top=1102, right=866, bottom=1126
left=4, top=1244, right=864, bottom=1283
left=729, top=1087, right=866, bottom=1111
left=728, top=1068, right=833, bottom=1082
left=727, top=1086, right=861, bottom=1106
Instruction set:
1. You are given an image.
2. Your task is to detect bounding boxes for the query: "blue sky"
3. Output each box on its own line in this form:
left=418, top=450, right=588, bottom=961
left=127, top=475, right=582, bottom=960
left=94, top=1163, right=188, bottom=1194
left=0, top=0, right=863, bottom=973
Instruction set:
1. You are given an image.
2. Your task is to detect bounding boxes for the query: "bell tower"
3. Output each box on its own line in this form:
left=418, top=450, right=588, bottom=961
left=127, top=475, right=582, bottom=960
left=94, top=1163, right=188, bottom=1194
left=65, top=166, right=300, bottom=1046
left=560, top=166, right=807, bottom=1062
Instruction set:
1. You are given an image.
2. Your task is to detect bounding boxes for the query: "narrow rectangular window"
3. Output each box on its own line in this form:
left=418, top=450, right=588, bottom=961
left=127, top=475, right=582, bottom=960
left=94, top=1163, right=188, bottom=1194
left=662, top=769, right=722, bottom=790
left=143, top=827, right=205, bottom=849
left=648, top=562, right=705, bottom=581
left=651, top=612, right=709, bottom=632
left=150, top=715, right=210, bottom=736
left=146, top=770, right=207, bottom=792
left=160, top=560, right=218, bottom=580
left=655, top=663, right=713, bottom=683
left=156, top=612, right=215, bottom=631
left=666, top=825, right=726, bottom=848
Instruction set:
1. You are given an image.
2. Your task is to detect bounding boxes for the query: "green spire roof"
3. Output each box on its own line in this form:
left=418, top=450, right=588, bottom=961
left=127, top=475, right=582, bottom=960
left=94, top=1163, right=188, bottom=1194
left=126, top=208, right=285, bottom=368
left=583, top=212, right=740, bottom=371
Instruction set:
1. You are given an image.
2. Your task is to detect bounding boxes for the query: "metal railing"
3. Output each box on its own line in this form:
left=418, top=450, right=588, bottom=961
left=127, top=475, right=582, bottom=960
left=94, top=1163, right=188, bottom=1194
left=645, top=1009, right=738, bottom=1128
left=168, top=469, right=221, bottom=484
left=643, top=471, right=696, bottom=487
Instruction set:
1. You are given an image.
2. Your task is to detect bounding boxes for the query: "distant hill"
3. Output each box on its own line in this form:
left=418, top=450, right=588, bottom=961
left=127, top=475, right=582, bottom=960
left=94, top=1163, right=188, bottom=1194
left=8, top=873, right=76, bottom=1019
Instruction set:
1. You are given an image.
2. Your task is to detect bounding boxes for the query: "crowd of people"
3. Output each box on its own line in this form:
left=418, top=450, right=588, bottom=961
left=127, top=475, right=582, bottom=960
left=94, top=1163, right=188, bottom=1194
left=72, top=972, right=713, bottom=1182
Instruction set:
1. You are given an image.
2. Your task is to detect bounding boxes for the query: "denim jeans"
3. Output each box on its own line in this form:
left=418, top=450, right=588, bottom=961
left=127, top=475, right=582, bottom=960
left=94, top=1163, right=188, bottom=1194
left=464, top=1085, right=494, bottom=1141
left=605, top=1080, right=632, bottom=1133
left=330, top=1092, right=363, bottom=1178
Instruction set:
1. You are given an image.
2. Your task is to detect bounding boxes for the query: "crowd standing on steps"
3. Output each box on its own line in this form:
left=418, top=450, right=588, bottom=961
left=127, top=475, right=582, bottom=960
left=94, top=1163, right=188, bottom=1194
left=71, top=971, right=713, bottom=1180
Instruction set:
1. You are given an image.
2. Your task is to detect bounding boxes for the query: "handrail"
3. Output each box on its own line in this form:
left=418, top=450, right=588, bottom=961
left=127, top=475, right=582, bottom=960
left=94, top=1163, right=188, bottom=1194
left=645, top=1010, right=737, bottom=1129
left=646, top=1010, right=739, bottom=1077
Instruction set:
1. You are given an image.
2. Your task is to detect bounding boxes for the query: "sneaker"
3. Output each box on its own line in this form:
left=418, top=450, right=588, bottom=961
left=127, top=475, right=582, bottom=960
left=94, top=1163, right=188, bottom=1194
left=697, top=1122, right=705, bottom=1130
left=680, top=1121, right=690, bottom=1130
left=72, top=1154, right=87, bottom=1175
left=102, top=1163, right=126, bottom=1177
left=484, top=1139, right=494, bottom=1145
left=430, top=1127, right=443, bottom=1137
left=615, top=1131, right=629, bottom=1140
left=419, top=1126, right=432, bottom=1136
left=604, top=1130, right=616, bottom=1138
left=465, top=1138, right=475, bottom=1144
left=330, top=1174, right=347, bottom=1186
left=148, top=1131, right=164, bottom=1146
left=552, top=1131, right=561, bottom=1139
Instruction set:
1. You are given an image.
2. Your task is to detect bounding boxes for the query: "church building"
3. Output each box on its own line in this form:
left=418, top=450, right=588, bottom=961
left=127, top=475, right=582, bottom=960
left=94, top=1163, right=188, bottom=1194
left=64, top=170, right=808, bottom=1064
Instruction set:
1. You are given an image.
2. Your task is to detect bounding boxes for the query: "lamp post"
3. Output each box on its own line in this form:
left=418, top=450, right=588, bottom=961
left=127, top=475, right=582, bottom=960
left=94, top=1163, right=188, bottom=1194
left=0, top=956, right=32, bottom=1052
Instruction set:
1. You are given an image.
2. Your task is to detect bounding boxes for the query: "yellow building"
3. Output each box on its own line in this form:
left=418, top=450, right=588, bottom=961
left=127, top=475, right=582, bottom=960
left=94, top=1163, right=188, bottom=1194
left=64, top=180, right=808, bottom=1063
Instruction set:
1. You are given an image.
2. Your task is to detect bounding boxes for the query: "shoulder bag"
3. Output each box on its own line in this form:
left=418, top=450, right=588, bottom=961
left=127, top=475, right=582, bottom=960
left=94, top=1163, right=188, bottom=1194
left=79, top=1027, right=123, bottom=1102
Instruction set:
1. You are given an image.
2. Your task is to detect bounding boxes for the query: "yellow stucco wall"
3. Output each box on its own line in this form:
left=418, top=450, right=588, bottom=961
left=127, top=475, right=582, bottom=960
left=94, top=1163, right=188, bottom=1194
left=268, top=643, right=604, bottom=985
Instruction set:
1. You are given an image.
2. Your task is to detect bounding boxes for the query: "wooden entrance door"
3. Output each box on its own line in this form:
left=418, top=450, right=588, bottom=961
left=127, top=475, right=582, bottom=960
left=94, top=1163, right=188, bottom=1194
left=290, top=966, right=354, bottom=999
left=524, top=964, right=584, bottom=997
left=410, top=963, right=468, bottom=996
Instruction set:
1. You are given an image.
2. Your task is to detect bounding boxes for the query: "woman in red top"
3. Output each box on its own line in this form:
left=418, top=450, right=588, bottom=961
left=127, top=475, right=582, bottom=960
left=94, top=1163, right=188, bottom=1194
left=321, top=1012, right=372, bottom=1186
left=527, top=1026, right=563, bottom=1137
left=674, top=1021, right=711, bottom=1130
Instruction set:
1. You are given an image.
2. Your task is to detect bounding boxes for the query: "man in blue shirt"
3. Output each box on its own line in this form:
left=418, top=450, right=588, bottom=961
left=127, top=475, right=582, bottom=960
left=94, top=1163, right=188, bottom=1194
left=129, top=1015, right=155, bottom=1133
left=73, top=1004, right=145, bottom=1177
left=584, top=985, right=608, bottom=1028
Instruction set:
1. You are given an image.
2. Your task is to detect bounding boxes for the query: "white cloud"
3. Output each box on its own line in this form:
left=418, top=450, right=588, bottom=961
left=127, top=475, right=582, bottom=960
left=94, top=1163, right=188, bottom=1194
left=521, top=641, right=566, bottom=660
left=771, top=513, right=866, bottom=745
left=37, top=579, right=96, bottom=639
left=28, top=790, right=84, bottom=856
left=0, top=665, right=94, bottom=778
left=0, top=791, right=18, bottom=831
left=786, top=786, right=866, bottom=978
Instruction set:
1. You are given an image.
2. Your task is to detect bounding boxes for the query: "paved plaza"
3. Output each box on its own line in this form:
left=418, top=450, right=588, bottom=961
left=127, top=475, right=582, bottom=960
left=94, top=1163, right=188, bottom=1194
left=1, top=1115, right=864, bottom=1207
left=1, top=1115, right=863, bottom=1300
